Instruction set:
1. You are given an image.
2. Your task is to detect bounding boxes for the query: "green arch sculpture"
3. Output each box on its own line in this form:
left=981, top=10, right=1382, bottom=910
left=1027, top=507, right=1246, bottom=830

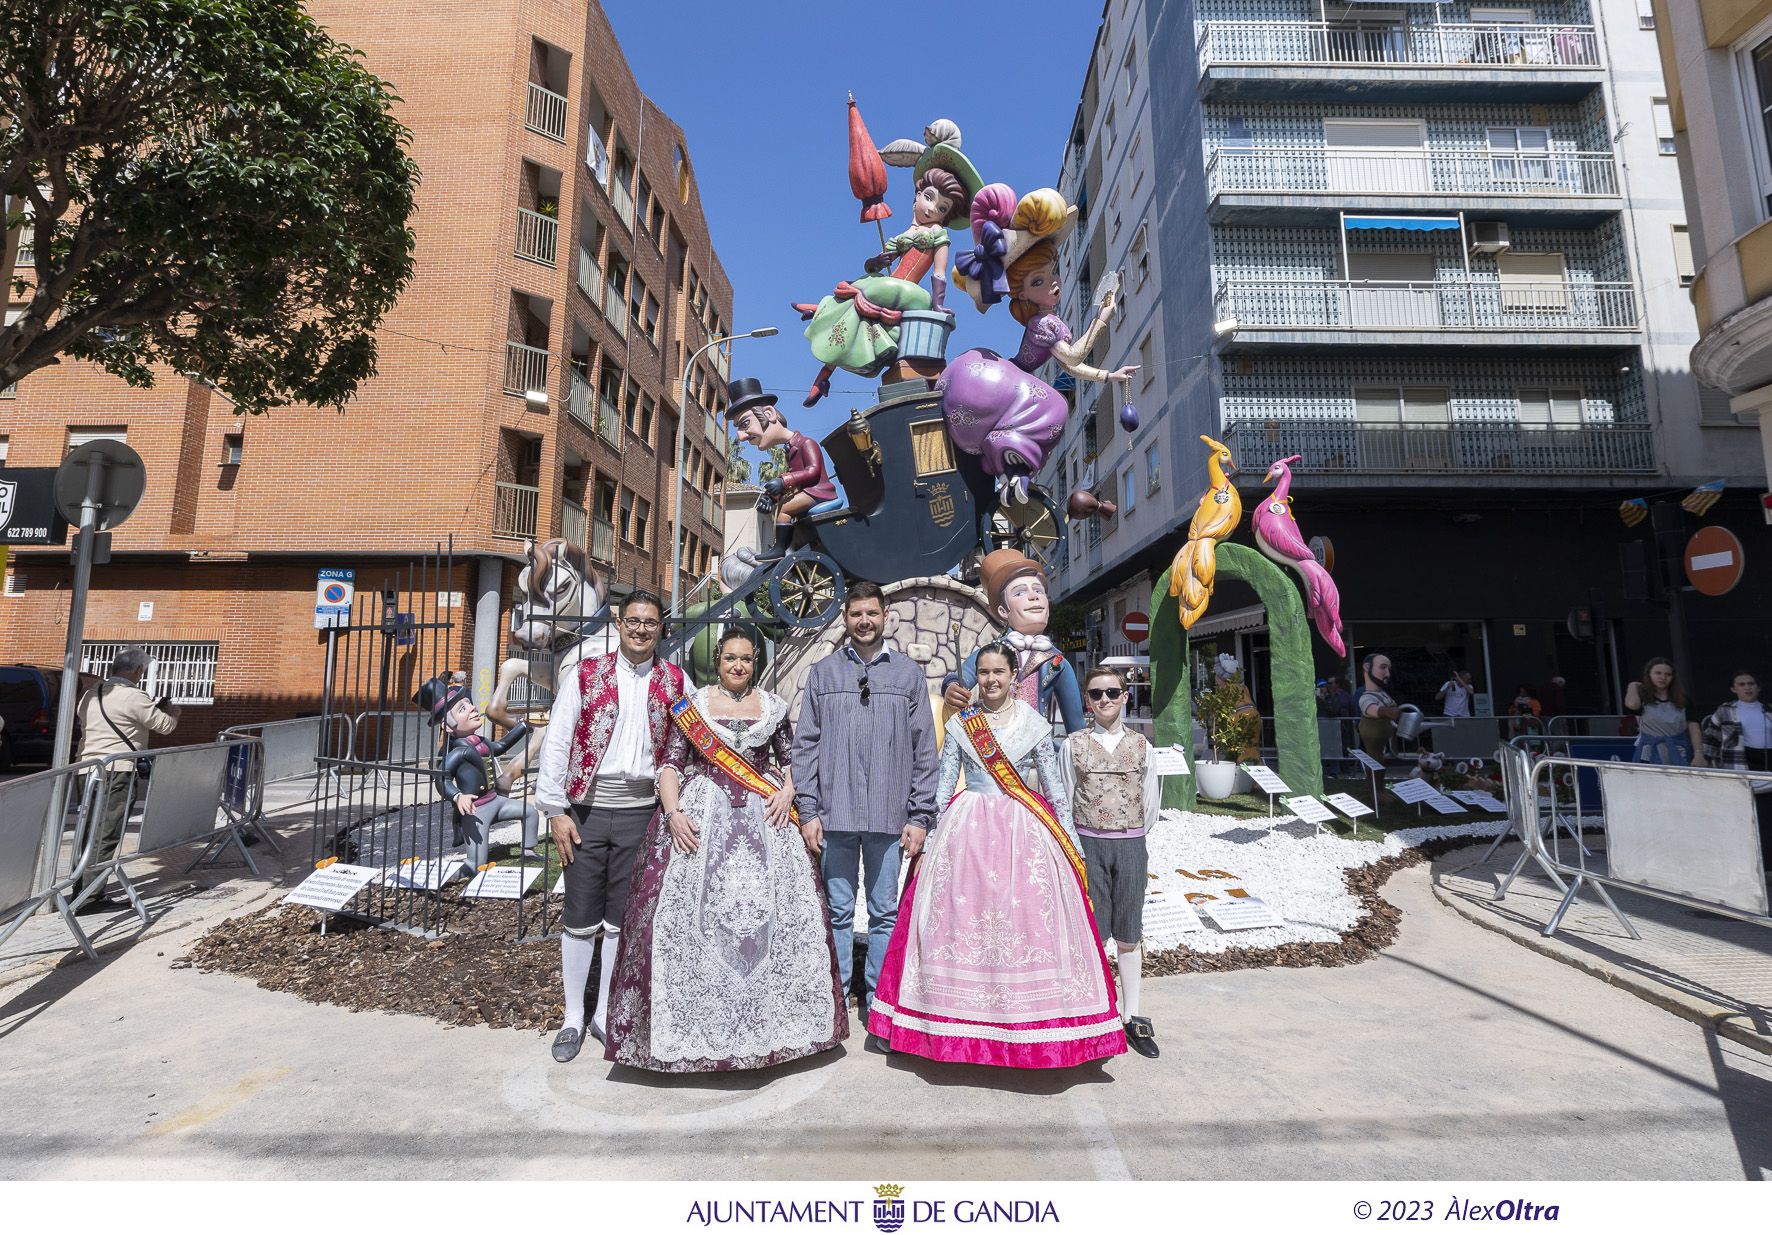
left=1151, top=542, right=1323, bottom=812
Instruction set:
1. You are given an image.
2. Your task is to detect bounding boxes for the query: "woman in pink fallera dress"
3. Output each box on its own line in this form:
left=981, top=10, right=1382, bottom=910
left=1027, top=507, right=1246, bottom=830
left=869, top=643, right=1125, bottom=1068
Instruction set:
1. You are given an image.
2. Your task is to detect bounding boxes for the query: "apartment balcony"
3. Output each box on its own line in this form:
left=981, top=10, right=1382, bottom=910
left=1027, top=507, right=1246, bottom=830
left=568, top=369, right=596, bottom=431
left=1196, top=21, right=1604, bottom=102
left=1205, top=147, right=1621, bottom=225
left=604, top=281, right=627, bottom=341
left=597, top=390, right=622, bottom=449
left=503, top=342, right=549, bottom=397
left=589, top=516, right=616, bottom=565
left=1220, top=416, right=1655, bottom=478
left=493, top=481, right=540, bottom=539
left=561, top=498, right=588, bottom=550
left=525, top=82, right=568, bottom=143
left=1214, top=278, right=1641, bottom=348
left=701, top=490, right=720, bottom=531
left=576, top=245, right=601, bottom=302
left=515, top=207, right=558, bottom=267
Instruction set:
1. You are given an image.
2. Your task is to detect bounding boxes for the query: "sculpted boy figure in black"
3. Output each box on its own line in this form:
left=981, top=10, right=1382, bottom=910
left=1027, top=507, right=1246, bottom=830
left=415, top=675, right=541, bottom=869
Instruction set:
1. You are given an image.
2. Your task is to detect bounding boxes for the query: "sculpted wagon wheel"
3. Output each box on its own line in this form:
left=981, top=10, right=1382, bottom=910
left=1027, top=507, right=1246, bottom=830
left=766, top=551, right=845, bottom=629
left=983, top=487, right=1067, bottom=578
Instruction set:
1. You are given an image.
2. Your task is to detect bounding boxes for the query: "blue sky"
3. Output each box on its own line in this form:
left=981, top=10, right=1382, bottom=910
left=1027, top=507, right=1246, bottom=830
left=606, top=0, right=1106, bottom=449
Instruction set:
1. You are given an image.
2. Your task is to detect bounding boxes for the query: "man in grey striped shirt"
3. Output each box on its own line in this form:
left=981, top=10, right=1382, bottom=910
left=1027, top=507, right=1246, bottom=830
left=791, top=581, right=938, bottom=1048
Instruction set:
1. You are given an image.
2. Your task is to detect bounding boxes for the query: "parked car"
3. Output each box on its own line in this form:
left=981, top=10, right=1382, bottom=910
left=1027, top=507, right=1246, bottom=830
left=0, top=665, right=89, bottom=769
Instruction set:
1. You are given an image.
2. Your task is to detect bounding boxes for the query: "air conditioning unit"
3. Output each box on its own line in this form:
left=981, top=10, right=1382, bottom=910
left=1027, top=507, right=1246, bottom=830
left=1469, top=221, right=1512, bottom=255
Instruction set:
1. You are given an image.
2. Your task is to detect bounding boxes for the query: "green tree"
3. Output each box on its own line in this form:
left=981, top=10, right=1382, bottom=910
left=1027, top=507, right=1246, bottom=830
left=756, top=445, right=789, bottom=484
left=0, top=0, right=419, bottom=411
left=724, top=436, right=751, bottom=485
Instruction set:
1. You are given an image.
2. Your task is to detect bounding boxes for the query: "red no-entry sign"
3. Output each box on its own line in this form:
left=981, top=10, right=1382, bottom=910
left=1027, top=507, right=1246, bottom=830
left=1684, top=526, right=1745, bottom=596
left=1122, top=611, right=1150, bottom=643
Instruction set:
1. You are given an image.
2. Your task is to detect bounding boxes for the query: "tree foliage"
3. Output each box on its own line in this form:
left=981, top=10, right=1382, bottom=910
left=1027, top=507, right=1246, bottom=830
left=724, top=436, right=750, bottom=485
left=1, top=0, right=419, bottom=411
left=756, top=444, right=789, bottom=484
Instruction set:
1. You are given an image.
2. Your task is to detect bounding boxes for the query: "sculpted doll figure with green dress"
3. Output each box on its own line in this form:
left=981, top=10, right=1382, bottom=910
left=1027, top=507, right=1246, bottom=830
left=791, top=142, right=982, bottom=407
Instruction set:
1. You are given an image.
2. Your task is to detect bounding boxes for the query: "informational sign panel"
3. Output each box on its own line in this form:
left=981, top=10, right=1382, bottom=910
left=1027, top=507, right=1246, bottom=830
left=284, top=863, right=380, bottom=912
left=0, top=467, right=71, bottom=545
left=1350, top=749, right=1386, bottom=773
left=1388, top=777, right=1442, bottom=804
left=1200, top=894, right=1285, bottom=932
left=314, top=567, right=356, bottom=629
left=1285, top=795, right=1339, bottom=826
left=1423, top=794, right=1468, bottom=815
left=1241, top=764, right=1292, bottom=796
left=463, top=865, right=542, bottom=900
left=1323, top=792, right=1376, bottom=819
left=1451, top=790, right=1508, bottom=813
left=1142, top=892, right=1205, bottom=938
left=1150, top=746, right=1191, bottom=778
left=389, top=856, right=467, bottom=891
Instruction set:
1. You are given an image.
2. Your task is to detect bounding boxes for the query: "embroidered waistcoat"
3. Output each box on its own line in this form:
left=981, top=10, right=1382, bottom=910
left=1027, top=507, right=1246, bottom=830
left=1070, top=731, right=1147, bottom=834
left=563, top=653, right=687, bottom=802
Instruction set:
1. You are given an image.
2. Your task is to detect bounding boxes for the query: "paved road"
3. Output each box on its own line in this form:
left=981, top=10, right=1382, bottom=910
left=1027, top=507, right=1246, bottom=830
left=2, top=864, right=1768, bottom=1181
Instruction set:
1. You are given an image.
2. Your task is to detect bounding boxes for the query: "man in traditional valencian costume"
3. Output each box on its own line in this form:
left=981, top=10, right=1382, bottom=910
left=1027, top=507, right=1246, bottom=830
left=536, top=589, right=686, bottom=1063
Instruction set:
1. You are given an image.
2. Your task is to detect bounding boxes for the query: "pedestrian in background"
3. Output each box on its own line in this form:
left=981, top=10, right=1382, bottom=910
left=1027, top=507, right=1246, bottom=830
left=74, top=645, right=180, bottom=911
left=1436, top=670, right=1474, bottom=719
left=1625, top=657, right=1705, bottom=766
left=1701, top=670, right=1772, bottom=869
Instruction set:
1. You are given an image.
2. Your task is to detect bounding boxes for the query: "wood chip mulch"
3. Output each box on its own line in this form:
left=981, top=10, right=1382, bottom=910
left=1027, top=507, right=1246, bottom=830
left=1145, top=836, right=1479, bottom=976
left=184, top=838, right=1486, bottom=1032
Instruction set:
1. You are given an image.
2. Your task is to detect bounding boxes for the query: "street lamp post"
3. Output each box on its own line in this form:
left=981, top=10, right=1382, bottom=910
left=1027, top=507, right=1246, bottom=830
left=669, top=326, right=776, bottom=615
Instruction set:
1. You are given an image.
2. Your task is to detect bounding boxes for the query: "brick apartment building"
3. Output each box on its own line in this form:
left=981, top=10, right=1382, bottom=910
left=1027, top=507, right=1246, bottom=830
left=0, top=0, right=734, bottom=743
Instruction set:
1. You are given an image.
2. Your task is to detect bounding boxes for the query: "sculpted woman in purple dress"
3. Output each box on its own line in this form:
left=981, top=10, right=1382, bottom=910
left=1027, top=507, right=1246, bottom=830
left=941, top=186, right=1139, bottom=503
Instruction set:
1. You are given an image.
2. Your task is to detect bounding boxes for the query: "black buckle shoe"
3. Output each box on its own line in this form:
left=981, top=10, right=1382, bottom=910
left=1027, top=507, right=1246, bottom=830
left=551, top=1026, right=584, bottom=1063
left=1124, top=1017, right=1159, bottom=1059
left=866, top=1032, right=893, bottom=1055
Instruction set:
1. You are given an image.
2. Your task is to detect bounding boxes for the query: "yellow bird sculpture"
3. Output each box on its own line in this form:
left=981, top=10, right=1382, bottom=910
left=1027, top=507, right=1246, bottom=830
left=1169, top=435, right=1243, bottom=629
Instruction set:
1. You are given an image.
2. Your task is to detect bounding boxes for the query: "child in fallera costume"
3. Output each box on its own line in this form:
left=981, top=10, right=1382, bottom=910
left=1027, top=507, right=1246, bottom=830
left=869, top=641, right=1125, bottom=1068
left=414, top=675, right=541, bottom=870
left=1058, top=665, right=1161, bottom=1059
left=727, top=378, right=837, bottom=564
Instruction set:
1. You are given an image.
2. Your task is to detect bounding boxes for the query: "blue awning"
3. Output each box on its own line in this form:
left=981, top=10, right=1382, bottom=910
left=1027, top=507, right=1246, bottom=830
left=1343, top=215, right=1461, bottom=231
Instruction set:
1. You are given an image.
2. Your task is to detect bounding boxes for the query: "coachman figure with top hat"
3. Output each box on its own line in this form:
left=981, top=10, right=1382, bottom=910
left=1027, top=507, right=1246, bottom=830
left=414, top=675, right=541, bottom=870
left=727, top=377, right=836, bottom=564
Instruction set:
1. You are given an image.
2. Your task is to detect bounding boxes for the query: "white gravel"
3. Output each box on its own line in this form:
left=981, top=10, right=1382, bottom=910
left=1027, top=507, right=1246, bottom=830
left=1143, top=810, right=1506, bottom=953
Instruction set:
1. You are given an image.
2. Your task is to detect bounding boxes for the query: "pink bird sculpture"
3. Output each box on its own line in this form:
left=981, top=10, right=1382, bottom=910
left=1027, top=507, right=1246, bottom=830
left=1252, top=456, right=1346, bottom=657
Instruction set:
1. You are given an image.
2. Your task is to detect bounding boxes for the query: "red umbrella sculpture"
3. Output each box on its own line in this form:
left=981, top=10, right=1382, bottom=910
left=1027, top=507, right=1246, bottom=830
left=847, top=92, right=891, bottom=246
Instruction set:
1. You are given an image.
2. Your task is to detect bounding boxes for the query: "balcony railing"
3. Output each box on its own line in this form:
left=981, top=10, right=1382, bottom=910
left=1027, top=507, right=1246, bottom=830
left=597, top=392, right=622, bottom=448
left=703, top=409, right=726, bottom=453
left=504, top=341, right=549, bottom=397
left=568, top=369, right=595, bottom=429
left=1196, top=21, right=1600, bottom=70
left=1205, top=147, right=1619, bottom=199
left=604, top=282, right=627, bottom=340
left=525, top=82, right=568, bottom=143
left=589, top=515, right=616, bottom=565
left=1220, top=417, right=1655, bottom=475
left=609, top=173, right=635, bottom=232
left=493, top=481, right=540, bottom=538
left=701, top=490, right=719, bottom=529
left=561, top=498, right=588, bottom=549
left=515, top=207, right=558, bottom=266
left=577, top=245, right=601, bottom=302
left=1214, top=279, right=1640, bottom=333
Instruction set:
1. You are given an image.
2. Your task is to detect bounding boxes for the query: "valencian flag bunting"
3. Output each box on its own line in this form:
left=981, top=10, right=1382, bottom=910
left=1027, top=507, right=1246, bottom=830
left=1618, top=498, right=1648, bottom=528
left=1680, top=479, right=1725, bottom=518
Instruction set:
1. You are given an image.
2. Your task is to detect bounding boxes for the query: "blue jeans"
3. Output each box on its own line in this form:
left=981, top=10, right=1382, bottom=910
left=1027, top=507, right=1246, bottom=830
left=821, top=830, right=902, bottom=1009
left=1635, top=733, right=1692, bottom=765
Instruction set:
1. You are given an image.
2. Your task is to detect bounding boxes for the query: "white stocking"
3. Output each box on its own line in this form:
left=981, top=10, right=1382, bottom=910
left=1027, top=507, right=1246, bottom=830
left=561, top=933, right=595, bottom=1032
left=593, top=925, right=621, bottom=1034
left=1118, top=942, right=1143, bottom=1020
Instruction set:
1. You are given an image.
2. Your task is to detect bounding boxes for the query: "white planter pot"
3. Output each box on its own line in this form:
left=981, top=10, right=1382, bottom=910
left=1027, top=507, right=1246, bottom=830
left=1197, top=759, right=1242, bottom=801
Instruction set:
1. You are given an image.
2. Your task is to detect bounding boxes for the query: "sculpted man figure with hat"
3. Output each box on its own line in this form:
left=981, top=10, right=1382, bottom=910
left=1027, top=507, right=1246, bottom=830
left=728, top=377, right=837, bottom=564
left=413, top=675, right=541, bottom=871
left=942, top=548, right=1085, bottom=733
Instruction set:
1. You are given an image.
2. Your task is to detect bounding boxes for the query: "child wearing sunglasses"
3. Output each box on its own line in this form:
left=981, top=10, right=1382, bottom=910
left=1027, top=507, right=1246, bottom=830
left=1058, top=665, right=1161, bottom=1059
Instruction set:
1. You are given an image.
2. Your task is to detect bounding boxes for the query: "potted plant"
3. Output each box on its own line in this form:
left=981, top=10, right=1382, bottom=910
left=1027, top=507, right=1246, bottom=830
left=1196, top=677, right=1259, bottom=801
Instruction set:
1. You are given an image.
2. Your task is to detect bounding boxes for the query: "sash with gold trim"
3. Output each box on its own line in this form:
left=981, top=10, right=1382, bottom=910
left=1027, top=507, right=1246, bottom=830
left=670, top=696, right=797, bottom=824
left=958, top=706, right=1089, bottom=896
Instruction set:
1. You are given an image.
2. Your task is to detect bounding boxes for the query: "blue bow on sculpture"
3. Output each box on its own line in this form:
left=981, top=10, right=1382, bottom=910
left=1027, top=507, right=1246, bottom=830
left=955, top=220, right=1009, bottom=305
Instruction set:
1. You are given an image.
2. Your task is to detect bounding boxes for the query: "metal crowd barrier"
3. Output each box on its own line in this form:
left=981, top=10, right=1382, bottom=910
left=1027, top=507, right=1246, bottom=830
left=1546, top=713, right=1634, bottom=738
left=61, top=737, right=269, bottom=931
left=0, top=760, right=105, bottom=962
left=221, top=715, right=341, bottom=800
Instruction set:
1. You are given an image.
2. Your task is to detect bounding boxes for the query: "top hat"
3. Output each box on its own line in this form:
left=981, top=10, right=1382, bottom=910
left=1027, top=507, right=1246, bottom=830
left=414, top=675, right=470, bottom=725
left=727, top=377, right=777, bottom=420
left=979, top=548, right=1047, bottom=613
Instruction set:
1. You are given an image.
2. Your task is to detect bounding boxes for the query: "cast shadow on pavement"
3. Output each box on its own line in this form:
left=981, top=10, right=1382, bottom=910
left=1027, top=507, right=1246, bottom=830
left=602, top=1040, right=848, bottom=1091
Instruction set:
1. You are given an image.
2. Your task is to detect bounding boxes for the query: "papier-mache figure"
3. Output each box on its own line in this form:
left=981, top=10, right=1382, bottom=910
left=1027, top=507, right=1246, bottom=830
left=415, top=675, right=541, bottom=869
left=728, top=377, right=837, bottom=564
left=792, top=141, right=983, bottom=406
left=942, top=548, right=1084, bottom=733
left=941, top=187, right=1139, bottom=504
